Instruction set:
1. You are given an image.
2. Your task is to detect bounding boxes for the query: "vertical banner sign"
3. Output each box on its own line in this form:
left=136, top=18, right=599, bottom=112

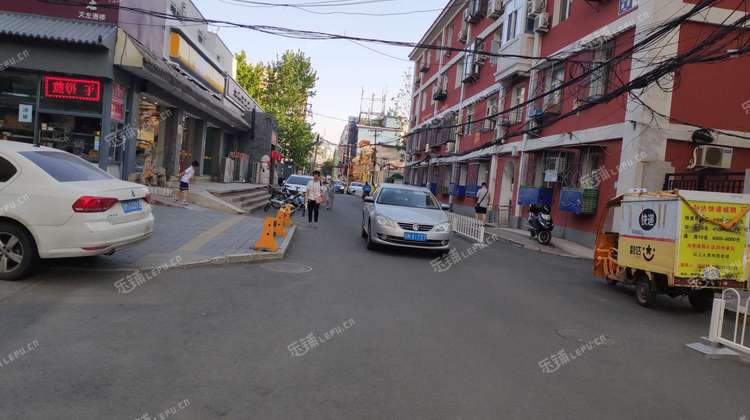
left=677, top=201, right=748, bottom=280
left=111, top=83, right=126, bottom=122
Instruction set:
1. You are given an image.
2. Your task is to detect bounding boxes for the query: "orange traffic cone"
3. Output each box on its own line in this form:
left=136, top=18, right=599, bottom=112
left=254, top=217, right=279, bottom=252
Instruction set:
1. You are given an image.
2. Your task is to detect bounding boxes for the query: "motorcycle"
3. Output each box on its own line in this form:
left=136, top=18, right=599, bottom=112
left=264, top=187, right=306, bottom=217
left=528, top=204, right=554, bottom=245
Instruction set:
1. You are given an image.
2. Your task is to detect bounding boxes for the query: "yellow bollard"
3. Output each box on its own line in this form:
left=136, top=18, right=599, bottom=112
left=254, top=217, right=279, bottom=252
left=274, top=212, right=287, bottom=237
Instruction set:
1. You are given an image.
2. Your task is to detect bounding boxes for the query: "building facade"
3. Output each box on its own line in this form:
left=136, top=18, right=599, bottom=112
left=406, top=0, right=750, bottom=246
left=0, top=0, right=275, bottom=185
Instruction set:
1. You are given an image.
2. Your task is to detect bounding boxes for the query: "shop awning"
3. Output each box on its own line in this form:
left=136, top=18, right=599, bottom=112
left=114, top=29, right=250, bottom=132
left=0, top=12, right=116, bottom=47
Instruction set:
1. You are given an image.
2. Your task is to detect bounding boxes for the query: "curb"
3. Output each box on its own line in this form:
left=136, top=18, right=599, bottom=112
left=45, top=226, right=297, bottom=273
left=488, top=232, right=591, bottom=260
left=175, top=225, right=296, bottom=270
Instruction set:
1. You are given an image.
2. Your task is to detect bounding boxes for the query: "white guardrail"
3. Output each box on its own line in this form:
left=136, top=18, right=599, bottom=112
left=708, top=289, right=750, bottom=356
left=449, top=212, right=485, bottom=243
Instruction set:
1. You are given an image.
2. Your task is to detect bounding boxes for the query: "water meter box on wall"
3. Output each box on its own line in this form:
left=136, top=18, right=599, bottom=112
left=616, top=191, right=750, bottom=287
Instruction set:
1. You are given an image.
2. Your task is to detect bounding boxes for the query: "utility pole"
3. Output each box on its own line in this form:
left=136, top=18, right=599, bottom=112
left=371, top=129, right=378, bottom=185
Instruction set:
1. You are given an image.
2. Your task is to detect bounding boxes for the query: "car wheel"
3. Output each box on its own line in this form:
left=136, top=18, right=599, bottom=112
left=688, top=289, right=715, bottom=313
left=366, top=221, right=378, bottom=250
left=0, top=223, right=38, bottom=281
left=635, top=272, right=656, bottom=308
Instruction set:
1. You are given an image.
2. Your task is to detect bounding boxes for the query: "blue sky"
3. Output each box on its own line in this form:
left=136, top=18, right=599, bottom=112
left=193, top=0, right=446, bottom=142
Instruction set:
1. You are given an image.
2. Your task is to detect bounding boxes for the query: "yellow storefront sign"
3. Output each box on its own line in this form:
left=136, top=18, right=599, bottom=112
left=618, top=236, right=676, bottom=275
left=677, top=201, right=748, bottom=281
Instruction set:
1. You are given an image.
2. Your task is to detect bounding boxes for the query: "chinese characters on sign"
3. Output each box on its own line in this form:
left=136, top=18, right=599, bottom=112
left=44, top=76, right=101, bottom=102
left=288, top=319, right=356, bottom=357
left=111, top=83, right=126, bottom=122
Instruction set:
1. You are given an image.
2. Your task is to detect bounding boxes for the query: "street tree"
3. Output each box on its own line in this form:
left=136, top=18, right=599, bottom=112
left=236, top=50, right=318, bottom=168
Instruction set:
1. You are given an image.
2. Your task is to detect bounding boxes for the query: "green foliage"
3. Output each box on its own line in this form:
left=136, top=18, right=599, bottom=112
left=321, top=159, right=335, bottom=176
left=236, top=50, right=318, bottom=168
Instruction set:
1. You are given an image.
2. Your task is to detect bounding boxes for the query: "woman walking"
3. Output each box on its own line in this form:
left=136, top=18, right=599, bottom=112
left=475, top=182, right=489, bottom=224
left=325, top=175, right=335, bottom=210
left=305, top=171, right=324, bottom=227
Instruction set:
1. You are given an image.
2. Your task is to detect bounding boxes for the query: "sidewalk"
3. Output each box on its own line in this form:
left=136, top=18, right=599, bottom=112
left=46, top=205, right=295, bottom=272
left=485, top=227, right=593, bottom=260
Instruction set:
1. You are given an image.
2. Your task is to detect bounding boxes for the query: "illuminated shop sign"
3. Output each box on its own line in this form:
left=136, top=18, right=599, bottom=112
left=44, top=76, right=102, bottom=102
left=0, top=0, right=120, bottom=24
left=169, top=32, right=226, bottom=94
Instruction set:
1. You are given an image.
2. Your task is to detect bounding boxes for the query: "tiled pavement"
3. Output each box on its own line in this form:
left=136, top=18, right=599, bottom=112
left=45, top=205, right=277, bottom=271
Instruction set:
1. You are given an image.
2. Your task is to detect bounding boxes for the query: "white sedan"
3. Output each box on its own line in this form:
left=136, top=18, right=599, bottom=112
left=0, top=141, right=155, bottom=280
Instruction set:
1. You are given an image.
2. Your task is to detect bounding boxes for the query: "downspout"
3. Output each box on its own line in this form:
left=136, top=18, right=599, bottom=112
left=514, top=21, right=542, bottom=228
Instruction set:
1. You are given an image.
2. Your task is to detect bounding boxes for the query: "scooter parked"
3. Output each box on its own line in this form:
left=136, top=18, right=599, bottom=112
left=528, top=204, right=554, bottom=245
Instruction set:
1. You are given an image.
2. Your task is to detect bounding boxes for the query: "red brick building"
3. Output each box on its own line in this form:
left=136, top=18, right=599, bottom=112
left=405, top=0, right=750, bottom=246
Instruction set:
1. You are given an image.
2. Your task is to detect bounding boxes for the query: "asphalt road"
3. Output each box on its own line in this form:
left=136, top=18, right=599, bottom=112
left=0, top=194, right=748, bottom=420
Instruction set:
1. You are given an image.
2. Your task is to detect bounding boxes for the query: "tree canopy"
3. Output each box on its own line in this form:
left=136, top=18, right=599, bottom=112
left=236, top=50, right=318, bottom=168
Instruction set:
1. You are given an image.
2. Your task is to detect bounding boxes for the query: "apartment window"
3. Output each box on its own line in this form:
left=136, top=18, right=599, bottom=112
left=511, top=86, right=525, bottom=123
left=445, top=26, right=454, bottom=53
left=198, top=30, right=205, bottom=44
left=455, top=62, right=464, bottom=88
left=544, top=63, right=565, bottom=106
left=559, top=0, right=573, bottom=23
left=525, top=0, right=536, bottom=33
left=506, top=10, right=518, bottom=41
left=421, top=92, right=427, bottom=111
left=589, top=41, right=615, bottom=98
left=490, top=31, right=502, bottom=65
left=465, top=104, right=475, bottom=133
left=485, top=96, right=498, bottom=130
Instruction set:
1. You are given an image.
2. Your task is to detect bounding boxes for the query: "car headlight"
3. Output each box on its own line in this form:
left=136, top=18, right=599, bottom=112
left=434, top=222, right=451, bottom=232
left=376, top=215, right=398, bottom=228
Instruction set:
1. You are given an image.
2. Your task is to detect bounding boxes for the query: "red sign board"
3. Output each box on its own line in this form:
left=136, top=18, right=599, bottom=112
left=111, top=83, right=126, bottom=122
left=44, top=76, right=101, bottom=102
left=0, top=0, right=120, bottom=24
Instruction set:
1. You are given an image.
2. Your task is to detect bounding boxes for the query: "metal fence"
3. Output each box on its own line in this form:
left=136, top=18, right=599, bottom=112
left=664, top=172, right=745, bottom=194
left=708, top=289, right=750, bottom=356
left=449, top=212, right=485, bottom=243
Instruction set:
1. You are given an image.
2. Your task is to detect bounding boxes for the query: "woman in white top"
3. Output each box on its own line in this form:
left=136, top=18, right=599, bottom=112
left=305, top=170, right=324, bottom=225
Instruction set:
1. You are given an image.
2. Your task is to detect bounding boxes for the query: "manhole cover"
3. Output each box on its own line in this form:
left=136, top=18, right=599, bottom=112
left=259, top=262, right=313, bottom=274
left=556, top=326, right=619, bottom=347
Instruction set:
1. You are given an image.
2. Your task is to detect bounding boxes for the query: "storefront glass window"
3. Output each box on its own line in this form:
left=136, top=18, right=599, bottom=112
left=0, top=72, right=38, bottom=143
left=39, top=114, right=101, bottom=163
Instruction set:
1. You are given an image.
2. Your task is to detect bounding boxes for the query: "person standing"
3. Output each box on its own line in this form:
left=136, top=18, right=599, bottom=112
left=475, top=182, right=489, bottom=224
left=305, top=171, right=324, bottom=226
left=325, top=176, right=335, bottom=210
left=176, top=161, right=199, bottom=205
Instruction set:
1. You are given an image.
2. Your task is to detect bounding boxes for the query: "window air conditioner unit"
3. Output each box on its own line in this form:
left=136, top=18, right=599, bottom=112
left=694, top=145, right=732, bottom=169
left=534, top=12, right=550, bottom=33
left=488, top=0, right=504, bottom=18
left=424, top=143, right=431, bottom=153
left=446, top=142, right=455, bottom=152
left=531, top=0, right=546, bottom=15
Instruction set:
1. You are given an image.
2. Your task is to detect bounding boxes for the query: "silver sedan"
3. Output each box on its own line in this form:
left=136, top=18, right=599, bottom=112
left=361, top=184, right=452, bottom=251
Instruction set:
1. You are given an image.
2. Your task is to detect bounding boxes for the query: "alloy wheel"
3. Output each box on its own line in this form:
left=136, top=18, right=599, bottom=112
left=0, top=233, right=24, bottom=273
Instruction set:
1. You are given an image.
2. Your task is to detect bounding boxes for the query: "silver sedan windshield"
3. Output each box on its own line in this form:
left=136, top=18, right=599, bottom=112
left=376, top=188, right=440, bottom=210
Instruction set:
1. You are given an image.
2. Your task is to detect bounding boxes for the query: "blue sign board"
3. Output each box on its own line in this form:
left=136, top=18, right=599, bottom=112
left=559, top=188, right=583, bottom=213
left=518, top=186, right=553, bottom=206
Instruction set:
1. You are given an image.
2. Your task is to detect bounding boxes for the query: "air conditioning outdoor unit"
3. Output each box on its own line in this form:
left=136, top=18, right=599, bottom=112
left=534, top=12, right=550, bottom=33
left=424, top=143, right=431, bottom=153
left=445, top=142, right=455, bottom=153
left=530, top=0, right=546, bottom=15
left=488, top=0, right=504, bottom=18
left=498, top=116, right=514, bottom=127
left=694, top=145, right=733, bottom=169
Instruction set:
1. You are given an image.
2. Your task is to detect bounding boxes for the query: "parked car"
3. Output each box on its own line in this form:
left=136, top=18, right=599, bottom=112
left=283, top=175, right=313, bottom=194
left=361, top=184, right=451, bottom=252
left=0, top=141, right=154, bottom=280
left=347, top=182, right=364, bottom=196
left=333, top=180, right=345, bottom=194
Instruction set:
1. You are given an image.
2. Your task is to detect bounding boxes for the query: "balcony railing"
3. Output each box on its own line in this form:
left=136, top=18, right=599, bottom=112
left=663, top=172, right=746, bottom=194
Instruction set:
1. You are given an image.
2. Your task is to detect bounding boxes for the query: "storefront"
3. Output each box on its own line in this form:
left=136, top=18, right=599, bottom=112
left=0, top=11, right=120, bottom=172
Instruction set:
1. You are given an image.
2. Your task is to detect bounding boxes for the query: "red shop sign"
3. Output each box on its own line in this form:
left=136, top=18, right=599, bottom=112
left=44, top=76, right=101, bottom=102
